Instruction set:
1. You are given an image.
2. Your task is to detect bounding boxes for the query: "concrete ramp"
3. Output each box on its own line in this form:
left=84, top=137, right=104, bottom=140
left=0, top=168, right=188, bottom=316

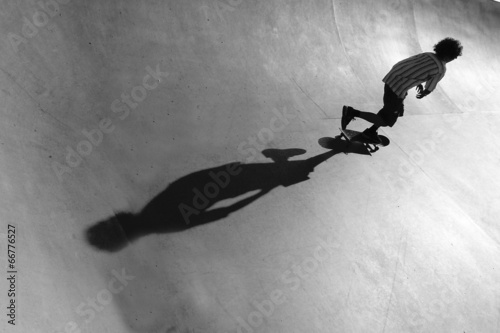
left=1, top=0, right=499, bottom=332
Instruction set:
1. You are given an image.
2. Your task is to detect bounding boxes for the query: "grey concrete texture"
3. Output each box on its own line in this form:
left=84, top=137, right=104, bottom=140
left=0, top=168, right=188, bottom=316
left=0, top=0, right=499, bottom=332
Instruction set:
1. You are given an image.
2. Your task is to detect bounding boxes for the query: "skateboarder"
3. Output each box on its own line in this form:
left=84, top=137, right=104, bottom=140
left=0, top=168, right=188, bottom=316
left=341, top=37, right=463, bottom=141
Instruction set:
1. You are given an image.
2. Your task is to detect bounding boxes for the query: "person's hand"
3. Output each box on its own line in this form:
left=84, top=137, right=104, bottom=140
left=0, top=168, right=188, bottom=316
left=416, top=85, right=430, bottom=99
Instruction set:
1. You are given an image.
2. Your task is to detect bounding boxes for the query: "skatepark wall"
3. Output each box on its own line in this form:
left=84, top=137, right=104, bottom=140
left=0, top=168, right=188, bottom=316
left=0, top=0, right=499, bottom=332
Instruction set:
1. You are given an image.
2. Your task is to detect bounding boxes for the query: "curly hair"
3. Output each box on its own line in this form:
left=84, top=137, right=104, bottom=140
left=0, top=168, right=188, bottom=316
left=434, top=38, right=463, bottom=61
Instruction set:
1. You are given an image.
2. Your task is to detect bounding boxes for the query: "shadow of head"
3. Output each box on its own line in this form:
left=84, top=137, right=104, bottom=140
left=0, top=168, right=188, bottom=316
left=85, top=213, right=135, bottom=252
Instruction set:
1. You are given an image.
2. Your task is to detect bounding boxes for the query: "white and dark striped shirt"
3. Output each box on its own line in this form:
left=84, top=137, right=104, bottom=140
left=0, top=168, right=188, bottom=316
left=383, top=52, right=446, bottom=98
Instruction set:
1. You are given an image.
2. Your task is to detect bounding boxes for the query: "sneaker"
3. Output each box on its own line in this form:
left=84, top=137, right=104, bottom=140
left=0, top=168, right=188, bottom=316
left=361, top=128, right=381, bottom=143
left=341, top=106, right=355, bottom=129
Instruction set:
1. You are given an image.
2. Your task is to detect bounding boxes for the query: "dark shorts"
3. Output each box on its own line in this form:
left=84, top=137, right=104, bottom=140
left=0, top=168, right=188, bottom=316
left=377, top=84, right=405, bottom=127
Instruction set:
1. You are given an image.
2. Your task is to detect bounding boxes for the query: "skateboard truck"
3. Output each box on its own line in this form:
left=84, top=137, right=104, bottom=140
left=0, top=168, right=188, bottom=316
left=338, top=128, right=390, bottom=153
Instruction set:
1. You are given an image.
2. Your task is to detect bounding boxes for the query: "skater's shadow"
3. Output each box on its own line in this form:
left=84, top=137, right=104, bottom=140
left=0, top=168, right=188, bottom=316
left=85, top=145, right=346, bottom=252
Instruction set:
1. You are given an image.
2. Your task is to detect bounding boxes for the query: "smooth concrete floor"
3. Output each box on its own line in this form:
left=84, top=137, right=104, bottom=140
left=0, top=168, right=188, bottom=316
left=1, top=0, right=500, bottom=332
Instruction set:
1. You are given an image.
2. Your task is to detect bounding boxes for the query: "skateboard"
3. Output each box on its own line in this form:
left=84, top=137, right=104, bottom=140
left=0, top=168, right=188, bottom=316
left=338, top=128, right=390, bottom=153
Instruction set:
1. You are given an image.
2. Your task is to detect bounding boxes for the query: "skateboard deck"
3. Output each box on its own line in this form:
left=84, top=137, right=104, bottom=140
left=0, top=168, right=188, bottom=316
left=339, top=128, right=390, bottom=153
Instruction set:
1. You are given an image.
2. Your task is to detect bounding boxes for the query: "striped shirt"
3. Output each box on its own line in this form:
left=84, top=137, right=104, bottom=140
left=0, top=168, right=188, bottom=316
left=382, top=52, right=446, bottom=98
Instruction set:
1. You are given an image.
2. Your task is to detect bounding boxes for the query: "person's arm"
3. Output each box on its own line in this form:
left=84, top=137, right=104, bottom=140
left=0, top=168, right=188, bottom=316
left=417, top=70, right=446, bottom=99
left=416, top=84, right=430, bottom=99
left=425, top=71, right=445, bottom=92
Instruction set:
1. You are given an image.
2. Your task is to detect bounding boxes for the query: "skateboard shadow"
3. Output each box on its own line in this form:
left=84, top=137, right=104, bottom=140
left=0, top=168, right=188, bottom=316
left=85, top=147, right=341, bottom=252
left=318, top=136, right=372, bottom=155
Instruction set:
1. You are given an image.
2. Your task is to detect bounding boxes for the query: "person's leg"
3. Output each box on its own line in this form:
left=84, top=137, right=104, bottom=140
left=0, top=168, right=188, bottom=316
left=366, top=84, right=403, bottom=131
left=360, top=118, right=382, bottom=141
left=342, top=84, right=403, bottom=130
left=351, top=109, right=387, bottom=127
left=342, top=106, right=387, bottom=129
left=360, top=85, right=402, bottom=141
